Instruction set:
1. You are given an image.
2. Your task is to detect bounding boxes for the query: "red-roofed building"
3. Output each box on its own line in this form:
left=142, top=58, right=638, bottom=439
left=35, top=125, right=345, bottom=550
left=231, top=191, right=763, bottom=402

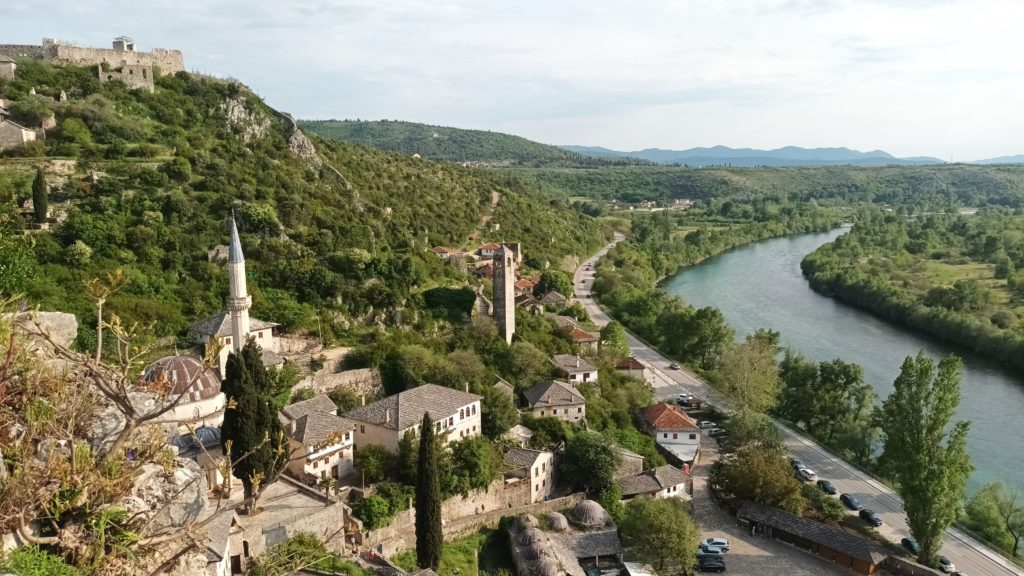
left=570, top=328, right=600, bottom=353
left=476, top=242, right=503, bottom=258
left=514, top=278, right=535, bottom=296
left=474, top=263, right=494, bottom=279
left=433, top=246, right=455, bottom=260
left=640, top=403, right=701, bottom=464
left=615, top=357, right=646, bottom=380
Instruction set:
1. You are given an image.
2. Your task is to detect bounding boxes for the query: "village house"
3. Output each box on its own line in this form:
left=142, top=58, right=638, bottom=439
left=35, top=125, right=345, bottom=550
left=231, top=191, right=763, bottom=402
left=523, top=380, right=586, bottom=423
left=0, top=55, right=15, bottom=79
left=279, top=394, right=357, bottom=485
left=514, top=278, right=536, bottom=296
left=432, top=246, right=455, bottom=260
left=639, top=403, right=701, bottom=465
left=569, top=328, right=600, bottom=353
left=0, top=104, right=37, bottom=151
left=551, top=354, right=599, bottom=385
left=618, top=464, right=689, bottom=500
left=547, top=313, right=580, bottom=330
left=343, top=383, right=482, bottom=452
left=615, top=357, right=646, bottom=380
left=514, top=294, right=544, bottom=314
left=474, top=262, right=494, bottom=279
left=539, top=291, right=569, bottom=308
left=505, top=424, right=534, bottom=448
left=503, top=447, right=556, bottom=503
left=476, top=242, right=503, bottom=259
left=493, top=376, right=515, bottom=398
left=612, top=446, right=645, bottom=479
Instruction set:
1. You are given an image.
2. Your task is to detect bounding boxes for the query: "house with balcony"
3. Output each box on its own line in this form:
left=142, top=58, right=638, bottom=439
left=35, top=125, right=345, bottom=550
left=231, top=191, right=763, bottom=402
left=280, top=394, right=357, bottom=485
left=343, top=383, right=482, bottom=452
left=639, top=402, right=701, bottom=465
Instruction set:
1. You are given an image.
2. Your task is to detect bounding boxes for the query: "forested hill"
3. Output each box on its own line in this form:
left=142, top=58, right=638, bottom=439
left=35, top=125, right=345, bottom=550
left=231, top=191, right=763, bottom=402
left=516, top=164, right=1024, bottom=208
left=0, top=61, right=607, bottom=346
left=299, top=119, right=650, bottom=167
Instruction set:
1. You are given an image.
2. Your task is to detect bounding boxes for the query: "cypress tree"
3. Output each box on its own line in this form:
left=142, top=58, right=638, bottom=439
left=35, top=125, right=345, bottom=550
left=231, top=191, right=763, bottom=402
left=32, top=167, right=48, bottom=224
left=220, top=341, right=286, bottom=513
left=415, top=412, right=443, bottom=570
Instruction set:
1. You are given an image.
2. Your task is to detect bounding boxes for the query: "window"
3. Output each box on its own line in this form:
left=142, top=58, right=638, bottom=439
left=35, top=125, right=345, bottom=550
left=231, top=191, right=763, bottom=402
left=541, top=410, right=546, bottom=416
left=672, top=433, right=678, bottom=440
left=225, top=337, right=232, bottom=345
left=577, top=407, right=582, bottom=413
left=471, top=404, right=477, bottom=416
left=313, top=461, right=318, bottom=469
left=460, top=409, right=465, bottom=419
left=360, top=425, right=365, bottom=434
left=552, top=409, right=558, bottom=415
left=343, top=433, right=349, bottom=441
left=448, top=417, right=454, bottom=426
left=472, top=425, right=476, bottom=432
left=689, top=434, right=697, bottom=440
left=258, top=331, right=263, bottom=338
left=663, top=433, right=668, bottom=439
left=542, top=463, right=546, bottom=472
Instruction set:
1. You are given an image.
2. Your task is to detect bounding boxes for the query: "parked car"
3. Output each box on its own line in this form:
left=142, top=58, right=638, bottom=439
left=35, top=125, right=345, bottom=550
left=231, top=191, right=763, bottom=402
left=700, top=538, right=730, bottom=552
left=677, top=393, right=693, bottom=402
left=696, top=545, right=724, bottom=557
left=938, top=556, right=956, bottom=573
left=669, top=362, right=680, bottom=370
left=816, top=479, right=837, bottom=495
left=901, top=537, right=920, bottom=555
left=697, top=557, right=726, bottom=573
left=698, top=420, right=717, bottom=429
left=859, top=509, right=883, bottom=527
left=789, top=457, right=805, bottom=470
left=797, top=468, right=818, bottom=482
left=709, top=428, right=727, bottom=438
left=840, top=493, right=862, bottom=510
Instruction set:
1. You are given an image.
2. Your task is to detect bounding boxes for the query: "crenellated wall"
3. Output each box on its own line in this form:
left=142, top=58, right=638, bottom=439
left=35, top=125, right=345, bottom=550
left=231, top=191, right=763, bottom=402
left=0, top=38, right=184, bottom=74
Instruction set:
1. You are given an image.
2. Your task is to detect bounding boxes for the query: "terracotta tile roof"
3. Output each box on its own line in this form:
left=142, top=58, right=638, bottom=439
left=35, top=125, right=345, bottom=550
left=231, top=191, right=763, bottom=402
left=618, top=465, right=688, bottom=497
left=523, top=380, right=586, bottom=408
left=641, top=403, right=699, bottom=431
left=478, top=242, right=502, bottom=251
left=514, top=278, right=535, bottom=290
left=343, top=383, right=481, bottom=431
left=570, top=328, right=599, bottom=343
left=433, top=246, right=453, bottom=254
left=738, top=502, right=888, bottom=565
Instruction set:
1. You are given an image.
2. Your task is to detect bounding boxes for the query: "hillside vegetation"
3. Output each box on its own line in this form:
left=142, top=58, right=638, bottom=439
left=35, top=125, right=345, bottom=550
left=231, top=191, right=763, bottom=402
left=802, top=209, right=1024, bottom=372
left=0, top=61, right=606, bottom=347
left=299, top=119, right=650, bottom=167
left=513, top=165, right=1024, bottom=208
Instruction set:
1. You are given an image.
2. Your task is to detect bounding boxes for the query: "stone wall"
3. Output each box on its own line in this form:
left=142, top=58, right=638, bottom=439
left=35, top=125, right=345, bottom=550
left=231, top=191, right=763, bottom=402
left=0, top=120, right=37, bottom=151
left=98, top=64, right=154, bottom=92
left=0, top=44, right=48, bottom=59
left=296, top=367, right=383, bottom=399
left=0, top=39, right=183, bottom=74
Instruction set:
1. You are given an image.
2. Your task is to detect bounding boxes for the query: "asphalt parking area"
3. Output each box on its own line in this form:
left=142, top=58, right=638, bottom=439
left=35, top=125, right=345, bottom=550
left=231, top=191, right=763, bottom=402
left=690, top=438, right=854, bottom=576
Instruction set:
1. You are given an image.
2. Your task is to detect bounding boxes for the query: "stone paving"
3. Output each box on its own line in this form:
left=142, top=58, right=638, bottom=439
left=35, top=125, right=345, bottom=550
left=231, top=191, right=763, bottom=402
left=689, top=436, right=854, bottom=576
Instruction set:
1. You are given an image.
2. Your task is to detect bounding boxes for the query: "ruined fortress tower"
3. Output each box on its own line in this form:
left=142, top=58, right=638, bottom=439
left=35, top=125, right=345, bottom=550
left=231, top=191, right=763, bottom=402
left=492, top=243, right=522, bottom=344
left=0, top=37, right=184, bottom=74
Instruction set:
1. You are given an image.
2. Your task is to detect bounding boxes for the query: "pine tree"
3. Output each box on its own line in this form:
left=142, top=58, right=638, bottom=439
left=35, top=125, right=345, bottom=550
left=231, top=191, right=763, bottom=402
left=32, top=167, right=48, bottom=224
left=415, top=412, right=443, bottom=570
left=221, top=341, right=286, bottom=513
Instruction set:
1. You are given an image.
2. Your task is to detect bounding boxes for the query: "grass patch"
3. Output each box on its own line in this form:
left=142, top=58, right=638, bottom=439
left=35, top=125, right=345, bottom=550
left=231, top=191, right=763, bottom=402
left=391, top=527, right=514, bottom=576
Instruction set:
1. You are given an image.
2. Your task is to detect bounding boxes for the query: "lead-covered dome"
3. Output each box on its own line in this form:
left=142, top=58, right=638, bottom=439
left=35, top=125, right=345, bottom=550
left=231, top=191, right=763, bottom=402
left=142, top=356, right=221, bottom=402
left=519, top=514, right=539, bottom=529
left=571, top=500, right=607, bottom=528
left=547, top=512, right=569, bottom=531
left=518, top=527, right=545, bottom=546
left=532, top=558, right=560, bottom=576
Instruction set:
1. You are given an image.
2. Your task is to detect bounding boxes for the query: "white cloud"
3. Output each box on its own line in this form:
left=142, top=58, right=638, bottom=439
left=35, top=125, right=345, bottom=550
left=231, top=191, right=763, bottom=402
left=2, top=0, right=1020, bottom=158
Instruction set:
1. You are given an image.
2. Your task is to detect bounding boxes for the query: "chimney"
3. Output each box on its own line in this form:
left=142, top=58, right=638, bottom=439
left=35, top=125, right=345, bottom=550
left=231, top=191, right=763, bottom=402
left=464, top=382, right=469, bottom=393
left=575, top=355, right=581, bottom=368
left=360, top=394, right=365, bottom=406
left=385, top=409, right=391, bottom=424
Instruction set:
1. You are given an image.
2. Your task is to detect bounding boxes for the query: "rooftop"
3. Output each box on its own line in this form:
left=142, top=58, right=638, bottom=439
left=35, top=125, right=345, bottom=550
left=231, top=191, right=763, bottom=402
left=523, top=380, right=586, bottom=408
left=615, top=358, right=645, bottom=371
left=570, top=328, right=599, bottom=343
left=190, top=312, right=279, bottom=338
left=551, top=354, right=597, bottom=374
left=141, top=355, right=221, bottom=402
left=738, top=502, right=888, bottom=565
left=342, top=383, right=481, bottom=431
left=281, top=394, right=337, bottom=420
left=289, top=412, right=356, bottom=445
left=641, top=403, right=699, bottom=431
left=618, top=465, right=688, bottom=497
left=504, top=447, right=549, bottom=469
left=540, top=291, right=568, bottom=305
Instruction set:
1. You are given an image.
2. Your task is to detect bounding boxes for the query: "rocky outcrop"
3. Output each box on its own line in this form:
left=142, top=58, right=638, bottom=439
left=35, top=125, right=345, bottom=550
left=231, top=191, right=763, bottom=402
left=223, top=97, right=272, bottom=143
left=120, top=458, right=206, bottom=534
left=11, top=310, right=78, bottom=349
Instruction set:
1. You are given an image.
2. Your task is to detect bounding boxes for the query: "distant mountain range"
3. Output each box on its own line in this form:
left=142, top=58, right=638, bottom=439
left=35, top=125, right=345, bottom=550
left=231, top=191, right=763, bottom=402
left=558, top=145, right=953, bottom=167
left=973, top=154, right=1024, bottom=165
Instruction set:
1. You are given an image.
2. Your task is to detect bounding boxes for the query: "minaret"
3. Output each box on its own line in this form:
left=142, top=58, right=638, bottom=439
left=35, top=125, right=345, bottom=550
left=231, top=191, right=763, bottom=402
left=226, top=214, right=251, bottom=353
left=493, top=244, right=517, bottom=344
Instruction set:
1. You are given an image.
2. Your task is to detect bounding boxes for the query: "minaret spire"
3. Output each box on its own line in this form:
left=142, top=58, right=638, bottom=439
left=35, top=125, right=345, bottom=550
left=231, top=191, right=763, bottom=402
left=226, top=212, right=251, bottom=353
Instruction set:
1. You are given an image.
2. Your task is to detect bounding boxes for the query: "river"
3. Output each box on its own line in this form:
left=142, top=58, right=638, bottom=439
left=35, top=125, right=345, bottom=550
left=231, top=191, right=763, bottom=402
left=661, top=228, right=1024, bottom=494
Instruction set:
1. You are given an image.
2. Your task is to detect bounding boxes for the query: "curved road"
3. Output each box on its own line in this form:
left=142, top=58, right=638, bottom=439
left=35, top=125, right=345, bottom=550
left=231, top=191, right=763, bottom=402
left=574, top=233, right=1022, bottom=576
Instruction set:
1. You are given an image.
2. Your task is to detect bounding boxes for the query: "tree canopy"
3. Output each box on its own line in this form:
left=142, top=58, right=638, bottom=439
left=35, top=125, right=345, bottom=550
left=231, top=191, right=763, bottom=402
left=619, top=496, right=699, bottom=571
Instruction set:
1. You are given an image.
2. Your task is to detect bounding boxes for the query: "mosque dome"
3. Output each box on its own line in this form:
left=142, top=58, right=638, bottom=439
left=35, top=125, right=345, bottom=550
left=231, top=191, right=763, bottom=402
left=519, top=514, right=539, bottom=530
left=517, top=527, right=545, bottom=546
left=571, top=500, right=607, bottom=528
left=142, top=356, right=222, bottom=402
left=547, top=512, right=569, bottom=531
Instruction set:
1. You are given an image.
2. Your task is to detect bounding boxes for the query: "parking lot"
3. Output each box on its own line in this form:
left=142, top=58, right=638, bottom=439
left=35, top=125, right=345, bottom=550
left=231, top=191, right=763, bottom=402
left=690, top=437, right=856, bottom=575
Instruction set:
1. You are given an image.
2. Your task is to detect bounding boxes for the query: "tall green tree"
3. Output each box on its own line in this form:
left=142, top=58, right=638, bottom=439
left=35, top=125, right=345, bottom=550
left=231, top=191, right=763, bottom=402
left=963, top=482, right=1023, bottom=557
left=716, top=334, right=781, bottom=414
left=533, top=270, right=572, bottom=297
left=481, top=386, right=518, bottom=438
left=687, top=307, right=733, bottom=369
left=879, top=353, right=972, bottom=566
left=414, top=412, right=443, bottom=570
left=562, top=431, right=620, bottom=494
left=221, top=341, right=287, bottom=513
left=599, top=320, right=630, bottom=358
left=31, top=167, right=48, bottom=224
left=619, top=496, right=699, bottom=570
left=715, top=448, right=806, bottom=514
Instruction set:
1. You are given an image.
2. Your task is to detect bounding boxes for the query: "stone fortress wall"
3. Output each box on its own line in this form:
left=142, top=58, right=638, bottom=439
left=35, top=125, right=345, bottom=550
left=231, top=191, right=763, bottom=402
left=0, top=38, right=184, bottom=74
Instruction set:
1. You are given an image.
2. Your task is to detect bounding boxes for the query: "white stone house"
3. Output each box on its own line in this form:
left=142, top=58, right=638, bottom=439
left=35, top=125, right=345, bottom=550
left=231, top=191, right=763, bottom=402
left=640, top=403, right=701, bottom=465
left=343, top=383, right=482, bottom=453
left=618, top=465, right=689, bottom=500
left=551, top=354, right=599, bottom=385
left=280, top=394, right=357, bottom=485
left=614, top=357, right=646, bottom=380
left=523, top=380, right=586, bottom=423
left=503, top=447, right=556, bottom=503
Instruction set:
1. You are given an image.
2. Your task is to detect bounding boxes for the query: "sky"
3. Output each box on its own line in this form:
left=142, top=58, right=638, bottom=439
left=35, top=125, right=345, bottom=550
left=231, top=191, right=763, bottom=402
left=3, top=0, right=1022, bottom=160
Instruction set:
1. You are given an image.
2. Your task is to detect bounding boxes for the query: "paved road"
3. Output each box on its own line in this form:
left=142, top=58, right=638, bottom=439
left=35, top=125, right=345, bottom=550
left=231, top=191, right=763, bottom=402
left=574, top=234, right=1022, bottom=576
